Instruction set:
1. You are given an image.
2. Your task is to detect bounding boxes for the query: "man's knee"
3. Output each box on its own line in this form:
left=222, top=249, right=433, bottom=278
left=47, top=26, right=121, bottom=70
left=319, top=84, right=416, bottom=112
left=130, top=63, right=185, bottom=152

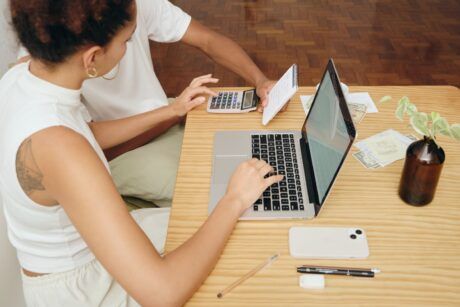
left=109, top=124, right=183, bottom=204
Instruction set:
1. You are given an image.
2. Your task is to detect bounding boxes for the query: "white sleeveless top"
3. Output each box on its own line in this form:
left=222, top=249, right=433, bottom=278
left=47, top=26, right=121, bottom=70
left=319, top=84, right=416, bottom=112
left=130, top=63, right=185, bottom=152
left=0, top=63, right=109, bottom=273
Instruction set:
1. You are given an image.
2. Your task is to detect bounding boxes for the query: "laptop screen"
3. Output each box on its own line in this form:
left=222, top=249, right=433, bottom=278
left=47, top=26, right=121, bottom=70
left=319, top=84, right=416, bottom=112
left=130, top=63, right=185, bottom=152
left=302, top=60, right=355, bottom=206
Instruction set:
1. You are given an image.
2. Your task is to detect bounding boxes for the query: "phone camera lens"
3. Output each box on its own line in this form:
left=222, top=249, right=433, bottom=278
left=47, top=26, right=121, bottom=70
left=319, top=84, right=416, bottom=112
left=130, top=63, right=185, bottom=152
left=350, top=234, right=357, bottom=239
left=355, top=229, right=362, bottom=235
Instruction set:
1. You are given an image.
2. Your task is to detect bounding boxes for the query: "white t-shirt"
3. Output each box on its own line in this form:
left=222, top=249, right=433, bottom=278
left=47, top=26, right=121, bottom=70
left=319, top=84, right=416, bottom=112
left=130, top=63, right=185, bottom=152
left=83, top=0, right=191, bottom=120
left=0, top=63, right=109, bottom=273
left=18, top=0, right=191, bottom=121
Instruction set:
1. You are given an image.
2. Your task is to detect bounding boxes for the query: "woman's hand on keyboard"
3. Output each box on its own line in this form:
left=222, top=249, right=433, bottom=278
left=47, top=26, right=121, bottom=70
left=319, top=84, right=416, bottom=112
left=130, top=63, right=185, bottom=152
left=224, top=158, right=284, bottom=215
left=172, top=74, right=218, bottom=117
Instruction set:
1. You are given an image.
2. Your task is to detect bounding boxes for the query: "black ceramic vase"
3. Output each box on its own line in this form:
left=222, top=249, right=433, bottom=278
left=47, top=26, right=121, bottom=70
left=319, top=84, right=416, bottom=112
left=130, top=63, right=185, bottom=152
left=398, top=136, right=445, bottom=206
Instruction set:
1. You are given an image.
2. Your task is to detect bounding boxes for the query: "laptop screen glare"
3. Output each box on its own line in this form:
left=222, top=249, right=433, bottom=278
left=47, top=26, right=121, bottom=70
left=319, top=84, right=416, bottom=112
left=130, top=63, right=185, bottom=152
left=304, top=71, right=352, bottom=204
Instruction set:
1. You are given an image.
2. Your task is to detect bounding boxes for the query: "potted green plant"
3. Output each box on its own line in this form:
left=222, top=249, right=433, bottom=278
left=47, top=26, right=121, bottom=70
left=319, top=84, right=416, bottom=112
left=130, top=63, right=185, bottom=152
left=380, top=96, right=460, bottom=206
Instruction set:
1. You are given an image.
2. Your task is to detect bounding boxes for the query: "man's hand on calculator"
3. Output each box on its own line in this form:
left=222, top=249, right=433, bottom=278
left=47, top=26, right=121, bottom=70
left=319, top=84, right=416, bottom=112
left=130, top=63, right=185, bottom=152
left=256, top=79, right=290, bottom=112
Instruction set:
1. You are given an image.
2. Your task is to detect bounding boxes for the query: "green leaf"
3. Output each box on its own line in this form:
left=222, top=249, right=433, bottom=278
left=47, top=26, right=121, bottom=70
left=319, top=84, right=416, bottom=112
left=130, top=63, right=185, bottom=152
left=395, top=103, right=405, bottom=121
left=450, top=124, right=460, bottom=141
left=431, top=112, right=450, bottom=136
left=398, top=96, right=410, bottom=107
left=379, top=95, right=392, bottom=103
left=410, top=112, right=430, bottom=137
left=438, top=118, right=451, bottom=137
left=436, top=117, right=451, bottom=137
left=406, top=102, right=418, bottom=117
left=437, top=117, right=449, bottom=130
left=439, top=129, right=452, bottom=137
left=431, top=112, right=440, bottom=124
left=416, top=112, right=428, bottom=122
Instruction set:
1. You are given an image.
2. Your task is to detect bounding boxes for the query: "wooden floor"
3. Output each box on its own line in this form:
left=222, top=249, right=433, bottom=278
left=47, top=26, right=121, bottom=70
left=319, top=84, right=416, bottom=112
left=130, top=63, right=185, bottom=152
left=150, top=0, right=460, bottom=97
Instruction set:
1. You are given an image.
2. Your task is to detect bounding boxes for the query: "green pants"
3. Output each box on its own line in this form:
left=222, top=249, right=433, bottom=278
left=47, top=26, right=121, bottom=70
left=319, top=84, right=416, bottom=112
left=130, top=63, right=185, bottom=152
left=109, top=124, right=184, bottom=208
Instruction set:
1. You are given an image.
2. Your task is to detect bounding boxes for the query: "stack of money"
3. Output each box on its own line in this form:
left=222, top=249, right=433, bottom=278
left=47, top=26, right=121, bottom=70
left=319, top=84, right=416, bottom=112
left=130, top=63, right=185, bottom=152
left=348, top=103, right=367, bottom=124
left=352, top=129, right=418, bottom=169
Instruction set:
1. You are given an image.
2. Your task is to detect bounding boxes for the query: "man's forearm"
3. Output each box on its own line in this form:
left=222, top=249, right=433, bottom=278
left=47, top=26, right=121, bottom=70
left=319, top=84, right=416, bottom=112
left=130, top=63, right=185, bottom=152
left=183, top=20, right=268, bottom=87
left=205, top=33, right=268, bottom=86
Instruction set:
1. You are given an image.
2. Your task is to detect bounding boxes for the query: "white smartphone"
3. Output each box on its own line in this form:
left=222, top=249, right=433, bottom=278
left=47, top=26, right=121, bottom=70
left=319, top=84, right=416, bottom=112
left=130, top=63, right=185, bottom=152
left=289, top=227, right=369, bottom=259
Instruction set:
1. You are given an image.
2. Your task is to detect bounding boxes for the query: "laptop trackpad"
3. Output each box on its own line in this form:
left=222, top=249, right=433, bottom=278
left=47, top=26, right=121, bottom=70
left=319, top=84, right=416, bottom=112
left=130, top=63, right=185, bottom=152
left=213, top=156, right=248, bottom=184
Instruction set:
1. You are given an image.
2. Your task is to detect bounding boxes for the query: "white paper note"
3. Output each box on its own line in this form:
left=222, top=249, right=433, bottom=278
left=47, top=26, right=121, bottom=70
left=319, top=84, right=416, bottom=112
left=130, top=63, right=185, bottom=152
left=347, top=92, right=378, bottom=113
left=262, top=64, right=298, bottom=125
left=300, top=95, right=313, bottom=115
left=354, top=129, right=414, bottom=166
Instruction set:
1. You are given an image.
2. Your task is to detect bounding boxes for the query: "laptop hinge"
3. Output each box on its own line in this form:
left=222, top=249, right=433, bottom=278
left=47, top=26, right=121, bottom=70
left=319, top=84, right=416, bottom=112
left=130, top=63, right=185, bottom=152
left=299, top=137, right=321, bottom=216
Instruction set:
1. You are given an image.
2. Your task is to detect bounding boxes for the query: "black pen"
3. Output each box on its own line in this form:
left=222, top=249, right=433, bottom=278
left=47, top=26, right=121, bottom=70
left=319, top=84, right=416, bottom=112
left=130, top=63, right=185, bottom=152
left=297, top=265, right=380, bottom=278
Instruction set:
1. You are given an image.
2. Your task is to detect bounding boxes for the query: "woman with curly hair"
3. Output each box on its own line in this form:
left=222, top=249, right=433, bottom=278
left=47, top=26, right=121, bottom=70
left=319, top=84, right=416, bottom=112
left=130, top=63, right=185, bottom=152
left=0, top=0, right=282, bottom=305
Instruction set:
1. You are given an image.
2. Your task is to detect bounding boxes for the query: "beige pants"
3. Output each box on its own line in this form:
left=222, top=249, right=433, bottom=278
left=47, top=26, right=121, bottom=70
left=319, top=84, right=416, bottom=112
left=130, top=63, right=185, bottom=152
left=22, top=208, right=170, bottom=307
left=110, top=118, right=184, bottom=208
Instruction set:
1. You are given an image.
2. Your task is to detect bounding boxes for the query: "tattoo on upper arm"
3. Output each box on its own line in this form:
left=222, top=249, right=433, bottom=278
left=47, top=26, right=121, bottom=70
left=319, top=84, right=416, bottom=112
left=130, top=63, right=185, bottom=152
left=16, top=138, right=45, bottom=196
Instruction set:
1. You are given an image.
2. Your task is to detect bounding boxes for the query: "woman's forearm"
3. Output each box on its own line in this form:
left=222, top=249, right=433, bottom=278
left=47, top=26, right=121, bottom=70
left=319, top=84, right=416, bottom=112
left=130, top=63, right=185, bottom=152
left=102, top=119, right=179, bottom=161
left=153, top=195, right=243, bottom=306
left=89, top=105, right=181, bottom=150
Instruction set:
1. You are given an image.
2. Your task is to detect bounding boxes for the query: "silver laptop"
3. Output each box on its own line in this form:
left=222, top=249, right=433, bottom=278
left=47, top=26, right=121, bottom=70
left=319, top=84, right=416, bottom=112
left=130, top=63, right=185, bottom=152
left=208, top=59, right=356, bottom=220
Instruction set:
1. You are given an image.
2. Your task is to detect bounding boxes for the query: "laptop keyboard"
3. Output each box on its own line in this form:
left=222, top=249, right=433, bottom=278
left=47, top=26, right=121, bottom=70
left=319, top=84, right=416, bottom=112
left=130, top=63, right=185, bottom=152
left=251, top=133, right=305, bottom=212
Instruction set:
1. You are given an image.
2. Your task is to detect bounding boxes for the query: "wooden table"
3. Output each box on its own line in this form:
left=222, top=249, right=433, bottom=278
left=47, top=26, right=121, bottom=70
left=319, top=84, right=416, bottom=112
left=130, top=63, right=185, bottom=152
left=165, top=86, right=460, bottom=306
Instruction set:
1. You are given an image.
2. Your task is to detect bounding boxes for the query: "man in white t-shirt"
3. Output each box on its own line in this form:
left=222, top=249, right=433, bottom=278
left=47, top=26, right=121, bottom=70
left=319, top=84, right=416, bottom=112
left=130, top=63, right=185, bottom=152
left=18, top=0, right=278, bottom=207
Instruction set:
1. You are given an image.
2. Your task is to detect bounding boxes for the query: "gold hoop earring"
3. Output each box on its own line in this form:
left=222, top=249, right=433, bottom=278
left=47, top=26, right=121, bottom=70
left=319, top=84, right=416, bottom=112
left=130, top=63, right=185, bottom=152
left=86, top=67, right=98, bottom=78
left=102, top=64, right=120, bottom=81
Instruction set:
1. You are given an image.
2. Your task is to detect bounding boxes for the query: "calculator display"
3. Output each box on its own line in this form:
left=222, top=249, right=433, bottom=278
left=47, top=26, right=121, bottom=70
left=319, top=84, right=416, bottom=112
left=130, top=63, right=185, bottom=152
left=243, top=91, right=254, bottom=109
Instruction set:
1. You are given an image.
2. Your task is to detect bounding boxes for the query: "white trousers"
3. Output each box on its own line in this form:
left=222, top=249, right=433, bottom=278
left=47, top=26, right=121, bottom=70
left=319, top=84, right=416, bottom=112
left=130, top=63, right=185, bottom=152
left=21, top=208, right=170, bottom=307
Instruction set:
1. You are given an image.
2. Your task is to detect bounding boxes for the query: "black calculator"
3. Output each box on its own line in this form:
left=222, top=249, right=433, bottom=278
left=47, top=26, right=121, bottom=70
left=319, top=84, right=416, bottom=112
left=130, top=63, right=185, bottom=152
left=207, top=89, right=259, bottom=113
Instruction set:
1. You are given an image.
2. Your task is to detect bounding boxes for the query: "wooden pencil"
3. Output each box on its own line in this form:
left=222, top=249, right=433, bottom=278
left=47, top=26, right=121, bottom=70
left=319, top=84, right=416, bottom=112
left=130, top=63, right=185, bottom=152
left=217, top=253, right=280, bottom=299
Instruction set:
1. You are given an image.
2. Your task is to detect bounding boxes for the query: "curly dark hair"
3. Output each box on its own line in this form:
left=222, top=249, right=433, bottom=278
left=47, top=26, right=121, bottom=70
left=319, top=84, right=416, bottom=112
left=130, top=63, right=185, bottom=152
left=10, top=0, right=134, bottom=64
